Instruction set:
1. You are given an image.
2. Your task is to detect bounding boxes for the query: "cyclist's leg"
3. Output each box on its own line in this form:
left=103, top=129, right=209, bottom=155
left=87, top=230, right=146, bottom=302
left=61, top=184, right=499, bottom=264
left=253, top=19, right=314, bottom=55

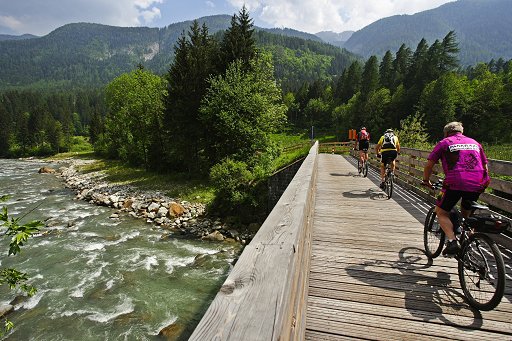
left=379, top=154, right=387, bottom=183
left=390, top=150, right=398, bottom=173
left=459, top=191, right=481, bottom=218
left=435, top=189, right=462, bottom=241
left=380, top=151, right=392, bottom=182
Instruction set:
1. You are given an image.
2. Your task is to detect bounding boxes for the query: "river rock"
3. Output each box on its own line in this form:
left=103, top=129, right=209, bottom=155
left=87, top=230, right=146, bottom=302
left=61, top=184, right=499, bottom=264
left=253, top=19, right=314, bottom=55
left=169, top=202, right=185, bottom=217
left=202, top=230, right=225, bottom=241
left=159, top=322, right=185, bottom=340
left=147, top=202, right=160, bottom=212
left=38, top=167, right=56, bottom=174
left=0, top=305, right=13, bottom=317
left=156, top=207, right=168, bottom=218
left=122, top=199, right=134, bottom=209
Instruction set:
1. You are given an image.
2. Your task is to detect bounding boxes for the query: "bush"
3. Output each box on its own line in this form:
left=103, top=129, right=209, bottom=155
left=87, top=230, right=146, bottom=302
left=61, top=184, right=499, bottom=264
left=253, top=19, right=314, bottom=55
left=210, top=159, right=254, bottom=208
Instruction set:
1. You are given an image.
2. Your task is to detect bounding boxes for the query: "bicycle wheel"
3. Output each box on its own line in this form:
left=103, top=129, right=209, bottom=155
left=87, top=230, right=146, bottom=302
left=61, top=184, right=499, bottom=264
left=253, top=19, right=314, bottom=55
left=362, top=160, right=368, bottom=177
left=458, top=233, right=506, bottom=311
left=423, top=206, right=445, bottom=258
left=357, top=159, right=362, bottom=174
left=385, top=170, right=393, bottom=199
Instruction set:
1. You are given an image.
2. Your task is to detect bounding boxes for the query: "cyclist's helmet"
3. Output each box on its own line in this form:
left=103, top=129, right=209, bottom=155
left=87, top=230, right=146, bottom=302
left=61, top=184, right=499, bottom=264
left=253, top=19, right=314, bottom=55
left=361, top=126, right=366, bottom=130
left=385, top=128, right=393, bottom=133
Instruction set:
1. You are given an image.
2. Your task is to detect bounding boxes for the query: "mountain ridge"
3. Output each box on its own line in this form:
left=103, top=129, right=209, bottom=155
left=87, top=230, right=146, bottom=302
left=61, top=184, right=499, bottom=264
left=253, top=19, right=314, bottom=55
left=0, top=15, right=356, bottom=90
left=343, top=0, right=512, bottom=65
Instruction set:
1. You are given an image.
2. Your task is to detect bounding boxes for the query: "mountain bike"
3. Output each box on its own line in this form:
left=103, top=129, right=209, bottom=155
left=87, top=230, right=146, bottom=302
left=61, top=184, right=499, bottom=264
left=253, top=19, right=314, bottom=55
left=357, top=149, right=369, bottom=177
left=423, top=181, right=509, bottom=310
left=378, top=155, right=394, bottom=199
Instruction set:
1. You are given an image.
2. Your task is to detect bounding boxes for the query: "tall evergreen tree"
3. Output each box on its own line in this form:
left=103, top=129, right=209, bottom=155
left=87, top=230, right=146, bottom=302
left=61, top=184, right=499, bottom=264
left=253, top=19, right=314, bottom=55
left=361, top=55, right=380, bottom=98
left=439, top=31, right=459, bottom=73
left=164, top=20, right=220, bottom=174
left=379, top=51, right=394, bottom=90
left=0, top=101, right=10, bottom=156
left=339, top=61, right=362, bottom=103
left=220, top=5, right=256, bottom=71
left=392, top=44, right=412, bottom=89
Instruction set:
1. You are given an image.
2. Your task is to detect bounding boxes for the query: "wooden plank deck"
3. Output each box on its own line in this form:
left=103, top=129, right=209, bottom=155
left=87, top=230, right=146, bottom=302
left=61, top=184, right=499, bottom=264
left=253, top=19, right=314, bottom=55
left=306, top=154, right=512, bottom=340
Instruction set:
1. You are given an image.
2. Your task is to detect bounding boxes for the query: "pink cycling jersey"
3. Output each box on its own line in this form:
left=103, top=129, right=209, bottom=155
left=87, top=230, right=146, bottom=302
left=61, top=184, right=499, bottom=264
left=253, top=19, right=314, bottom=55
left=428, top=133, right=489, bottom=192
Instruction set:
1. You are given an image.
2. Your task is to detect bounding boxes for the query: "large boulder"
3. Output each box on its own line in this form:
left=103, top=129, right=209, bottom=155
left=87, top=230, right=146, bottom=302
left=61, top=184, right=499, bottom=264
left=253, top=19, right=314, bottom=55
left=159, top=322, right=185, bottom=340
left=169, top=202, right=185, bottom=217
left=202, top=230, right=225, bottom=241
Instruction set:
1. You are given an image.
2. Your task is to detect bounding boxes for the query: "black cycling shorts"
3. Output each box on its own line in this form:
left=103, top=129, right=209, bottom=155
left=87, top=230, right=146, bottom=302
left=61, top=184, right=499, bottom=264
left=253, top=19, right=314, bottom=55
left=358, top=140, right=369, bottom=151
left=381, top=150, right=397, bottom=164
left=436, top=189, right=481, bottom=212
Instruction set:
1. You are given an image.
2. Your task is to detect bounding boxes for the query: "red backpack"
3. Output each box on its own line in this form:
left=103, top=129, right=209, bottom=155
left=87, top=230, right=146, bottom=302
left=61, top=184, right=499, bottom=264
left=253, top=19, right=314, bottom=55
left=360, top=130, right=369, bottom=141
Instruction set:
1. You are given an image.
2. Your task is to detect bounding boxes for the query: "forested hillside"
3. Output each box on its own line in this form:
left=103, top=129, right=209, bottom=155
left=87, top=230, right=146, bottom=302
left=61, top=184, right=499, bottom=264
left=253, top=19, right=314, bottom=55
left=0, top=15, right=357, bottom=91
left=0, top=16, right=232, bottom=90
left=343, top=0, right=512, bottom=65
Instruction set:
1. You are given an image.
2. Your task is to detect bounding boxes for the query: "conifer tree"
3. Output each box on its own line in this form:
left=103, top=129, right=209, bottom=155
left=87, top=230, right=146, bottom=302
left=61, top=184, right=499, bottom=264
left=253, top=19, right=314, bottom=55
left=220, top=6, right=256, bottom=71
left=164, top=20, right=220, bottom=174
left=379, top=51, right=394, bottom=90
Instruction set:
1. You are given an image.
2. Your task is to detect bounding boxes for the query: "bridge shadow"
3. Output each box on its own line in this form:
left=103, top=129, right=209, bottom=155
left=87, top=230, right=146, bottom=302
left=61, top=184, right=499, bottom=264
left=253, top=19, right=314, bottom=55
left=345, top=247, right=483, bottom=329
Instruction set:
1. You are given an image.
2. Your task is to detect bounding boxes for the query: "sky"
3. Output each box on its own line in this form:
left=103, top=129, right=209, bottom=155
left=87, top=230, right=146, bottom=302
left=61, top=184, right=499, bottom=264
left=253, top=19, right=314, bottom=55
left=0, top=0, right=456, bottom=37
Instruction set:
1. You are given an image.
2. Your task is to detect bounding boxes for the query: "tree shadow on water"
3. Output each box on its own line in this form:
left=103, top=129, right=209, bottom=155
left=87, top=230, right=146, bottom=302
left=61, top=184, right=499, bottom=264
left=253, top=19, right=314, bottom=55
left=345, top=246, right=483, bottom=329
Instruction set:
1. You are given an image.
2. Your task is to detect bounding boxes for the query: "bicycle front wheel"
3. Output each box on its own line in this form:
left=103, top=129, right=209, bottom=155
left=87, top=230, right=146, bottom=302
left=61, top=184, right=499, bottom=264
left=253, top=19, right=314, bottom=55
left=458, top=233, right=506, bottom=311
left=423, top=206, right=445, bottom=258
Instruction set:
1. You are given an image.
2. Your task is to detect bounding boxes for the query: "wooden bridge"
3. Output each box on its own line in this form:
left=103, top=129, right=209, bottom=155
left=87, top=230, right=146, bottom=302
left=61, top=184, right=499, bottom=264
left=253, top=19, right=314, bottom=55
left=189, top=142, right=512, bottom=340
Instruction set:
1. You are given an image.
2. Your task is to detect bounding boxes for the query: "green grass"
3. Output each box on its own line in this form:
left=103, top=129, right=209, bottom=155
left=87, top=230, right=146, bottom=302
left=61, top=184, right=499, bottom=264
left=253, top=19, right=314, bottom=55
left=77, top=159, right=215, bottom=203
left=482, top=144, right=512, bottom=161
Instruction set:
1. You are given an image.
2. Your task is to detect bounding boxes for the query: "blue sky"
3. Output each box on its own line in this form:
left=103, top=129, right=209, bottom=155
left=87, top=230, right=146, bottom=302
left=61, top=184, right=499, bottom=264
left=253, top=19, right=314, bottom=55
left=0, top=0, right=455, bottom=36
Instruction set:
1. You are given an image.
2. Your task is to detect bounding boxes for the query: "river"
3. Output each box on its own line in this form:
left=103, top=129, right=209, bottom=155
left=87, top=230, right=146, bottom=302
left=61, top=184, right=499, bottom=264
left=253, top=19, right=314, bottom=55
left=0, top=159, right=242, bottom=340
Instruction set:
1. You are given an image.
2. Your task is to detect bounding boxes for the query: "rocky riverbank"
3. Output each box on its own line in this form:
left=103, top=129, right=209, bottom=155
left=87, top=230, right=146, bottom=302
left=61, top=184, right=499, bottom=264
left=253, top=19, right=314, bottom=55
left=43, top=158, right=257, bottom=244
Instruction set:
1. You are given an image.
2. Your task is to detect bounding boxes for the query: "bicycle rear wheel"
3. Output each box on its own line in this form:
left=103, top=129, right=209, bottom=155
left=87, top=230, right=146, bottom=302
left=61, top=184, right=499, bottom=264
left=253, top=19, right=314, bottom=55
left=385, top=170, right=393, bottom=199
left=423, top=206, right=445, bottom=258
left=357, top=159, right=362, bottom=174
left=362, top=160, right=368, bottom=177
left=458, top=233, right=506, bottom=311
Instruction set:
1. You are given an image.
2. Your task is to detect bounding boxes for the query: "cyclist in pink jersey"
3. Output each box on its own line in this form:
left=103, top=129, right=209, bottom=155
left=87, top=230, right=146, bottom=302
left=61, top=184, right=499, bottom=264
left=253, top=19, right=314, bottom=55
left=422, top=122, right=490, bottom=256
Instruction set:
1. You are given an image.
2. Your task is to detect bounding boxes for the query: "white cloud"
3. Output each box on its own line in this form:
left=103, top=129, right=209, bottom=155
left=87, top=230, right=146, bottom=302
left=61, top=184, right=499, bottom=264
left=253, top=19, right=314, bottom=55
left=206, top=1, right=215, bottom=8
left=0, top=0, right=164, bottom=36
left=227, top=0, right=455, bottom=33
left=0, top=15, right=24, bottom=31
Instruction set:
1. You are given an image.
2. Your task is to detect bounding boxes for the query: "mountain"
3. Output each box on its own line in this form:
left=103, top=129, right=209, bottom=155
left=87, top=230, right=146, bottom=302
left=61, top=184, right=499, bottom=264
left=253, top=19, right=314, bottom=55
left=0, top=15, right=357, bottom=91
left=0, top=34, right=39, bottom=41
left=343, top=0, right=512, bottom=65
left=0, top=15, right=233, bottom=89
left=315, top=31, right=354, bottom=48
left=262, top=27, right=322, bottom=42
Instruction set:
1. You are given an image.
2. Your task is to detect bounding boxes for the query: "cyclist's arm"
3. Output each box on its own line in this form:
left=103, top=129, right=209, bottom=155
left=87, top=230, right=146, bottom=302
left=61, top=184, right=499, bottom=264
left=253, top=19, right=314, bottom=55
left=396, top=138, right=401, bottom=153
left=375, top=136, right=383, bottom=154
left=423, top=159, right=436, bottom=185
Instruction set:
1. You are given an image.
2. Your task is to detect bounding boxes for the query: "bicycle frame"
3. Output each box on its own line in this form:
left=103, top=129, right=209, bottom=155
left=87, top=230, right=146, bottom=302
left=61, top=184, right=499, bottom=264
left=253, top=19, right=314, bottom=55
left=423, top=181, right=507, bottom=310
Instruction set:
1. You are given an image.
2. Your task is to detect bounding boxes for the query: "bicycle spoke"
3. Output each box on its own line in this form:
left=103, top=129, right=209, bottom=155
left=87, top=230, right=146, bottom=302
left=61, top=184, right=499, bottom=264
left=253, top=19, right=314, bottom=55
left=458, top=234, right=506, bottom=310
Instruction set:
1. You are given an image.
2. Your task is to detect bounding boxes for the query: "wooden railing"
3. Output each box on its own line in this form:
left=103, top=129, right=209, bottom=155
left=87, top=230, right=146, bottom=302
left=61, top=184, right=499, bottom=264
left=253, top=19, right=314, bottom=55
left=189, top=142, right=319, bottom=341
left=348, top=144, right=512, bottom=232
left=318, top=141, right=353, bottom=154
